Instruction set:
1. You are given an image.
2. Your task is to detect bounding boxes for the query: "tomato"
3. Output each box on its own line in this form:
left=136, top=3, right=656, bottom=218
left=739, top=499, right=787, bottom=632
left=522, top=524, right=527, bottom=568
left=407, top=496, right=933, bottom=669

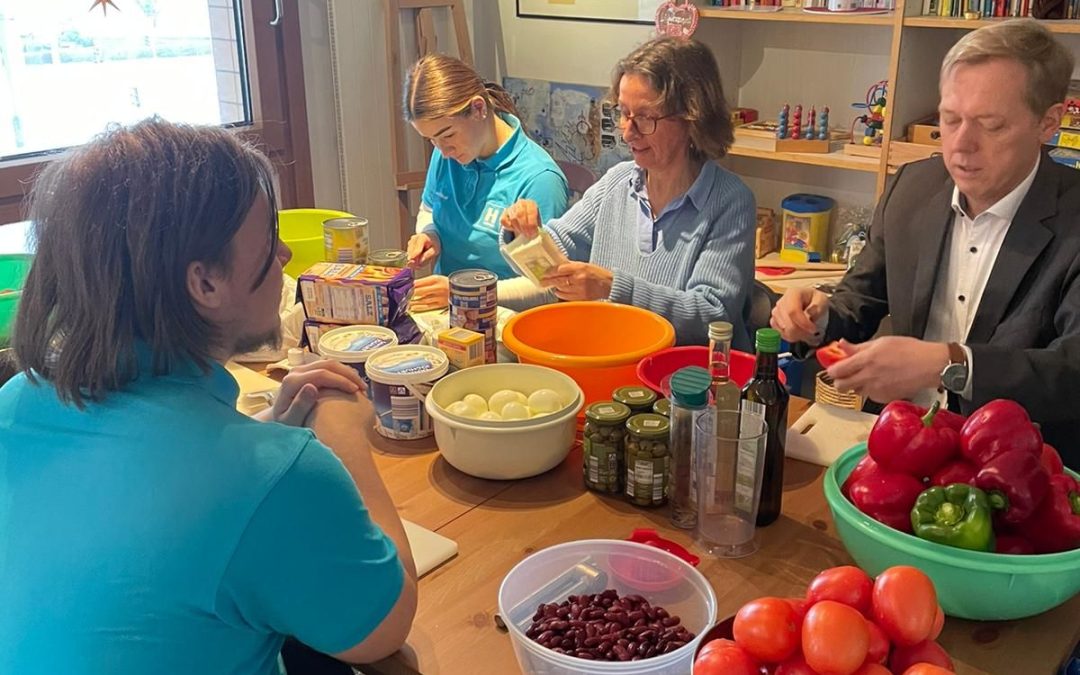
left=693, top=640, right=760, bottom=675
left=734, top=596, right=800, bottom=663
left=774, top=655, right=818, bottom=675
left=865, top=620, right=890, bottom=664
left=806, top=566, right=874, bottom=615
left=929, top=605, right=945, bottom=641
left=817, top=341, right=849, bottom=369
left=697, top=637, right=731, bottom=660
left=890, top=640, right=955, bottom=673
left=852, top=664, right=892, bottom=675
left=785, top=597, right=809, bottom=633
left=902, top=664, right=955, bottom=675
left=802, top=600, right=870, bottom=675
left=872, top=566, right=938, bottom=646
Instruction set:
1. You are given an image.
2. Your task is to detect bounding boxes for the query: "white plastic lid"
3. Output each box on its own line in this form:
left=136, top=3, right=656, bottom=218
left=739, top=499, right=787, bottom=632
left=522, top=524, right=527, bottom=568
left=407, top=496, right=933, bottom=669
left=287, top=347, right=306, bottom=366
left=318, top=325, right=399, bottom=363
left=365, top=345, right=449, bottom=385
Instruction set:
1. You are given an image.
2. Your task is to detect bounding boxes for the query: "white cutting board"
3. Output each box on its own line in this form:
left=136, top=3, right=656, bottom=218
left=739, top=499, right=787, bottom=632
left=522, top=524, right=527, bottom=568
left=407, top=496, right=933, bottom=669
left=224, top=363, right=458, bottom=576
left=786, top=403, right=878, bottom=467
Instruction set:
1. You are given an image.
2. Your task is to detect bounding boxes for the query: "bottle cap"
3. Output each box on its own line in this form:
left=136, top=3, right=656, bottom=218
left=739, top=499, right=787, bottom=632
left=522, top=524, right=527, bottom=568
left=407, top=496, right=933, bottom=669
left=585, top=401, right=631, bottom=424
left=708, top=321, right=733, bottom=342
left=287, top=347, right=306, bottom=366
left=669, top=366, right=710, bottom=408
left=755, top=328, right=781, bottom=354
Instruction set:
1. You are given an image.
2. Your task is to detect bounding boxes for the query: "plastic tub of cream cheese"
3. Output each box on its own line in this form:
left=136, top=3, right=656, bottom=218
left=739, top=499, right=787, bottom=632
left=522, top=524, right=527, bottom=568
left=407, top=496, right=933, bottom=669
left=366, top=345, right=449, bottom=440
left=317, top=325, right=399, bottom=395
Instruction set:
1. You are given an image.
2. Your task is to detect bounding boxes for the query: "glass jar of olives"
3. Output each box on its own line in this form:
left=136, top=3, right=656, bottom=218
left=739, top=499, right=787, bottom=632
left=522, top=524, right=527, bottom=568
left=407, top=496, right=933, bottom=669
left=652, top=398, right=671, bottom=418
left=612, top=386, right=658, bottom=416
left=624, top=413, right=671, bottom=507
left=583, top=401, right=631, bottom=494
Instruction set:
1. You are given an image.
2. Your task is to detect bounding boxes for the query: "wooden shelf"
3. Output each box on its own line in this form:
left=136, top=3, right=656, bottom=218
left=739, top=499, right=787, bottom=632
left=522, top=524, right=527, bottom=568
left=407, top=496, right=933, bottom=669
left=699, top=6, right=895, bottom=25
left=728, top=139, right=882, bottom=172
left=902, top=16, right=1080, bottom=33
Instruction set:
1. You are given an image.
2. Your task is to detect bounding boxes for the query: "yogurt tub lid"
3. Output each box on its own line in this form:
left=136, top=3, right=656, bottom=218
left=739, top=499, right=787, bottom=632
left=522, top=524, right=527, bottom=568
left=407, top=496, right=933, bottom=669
left=318, top=325, right=399, bottom=363
left=365, top=345, right=449, bottom=384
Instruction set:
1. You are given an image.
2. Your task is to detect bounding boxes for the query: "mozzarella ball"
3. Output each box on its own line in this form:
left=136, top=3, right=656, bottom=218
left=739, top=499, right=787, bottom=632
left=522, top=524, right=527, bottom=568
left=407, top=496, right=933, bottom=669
left=527, top=388, right=563, bottom=414
left=462, top=393, right=489, bottom=412
left=477, top=410, right=503, bottom=421
left=489, top=389, right=527, bottom=415
left=500, top=402, right=531, bottom=421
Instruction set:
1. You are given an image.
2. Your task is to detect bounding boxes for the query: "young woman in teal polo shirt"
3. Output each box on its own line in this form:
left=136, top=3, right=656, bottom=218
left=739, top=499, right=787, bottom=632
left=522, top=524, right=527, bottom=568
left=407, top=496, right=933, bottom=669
left=403, top=54, right=569, bottom=311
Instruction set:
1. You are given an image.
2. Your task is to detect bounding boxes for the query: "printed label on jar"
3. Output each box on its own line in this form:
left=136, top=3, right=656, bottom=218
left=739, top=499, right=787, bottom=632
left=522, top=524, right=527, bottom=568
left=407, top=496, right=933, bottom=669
left=584, top=439, right=619, bottom=488
left=643, top=419, right=661, bottom=429
left=627, top=457, right=667, bottom=504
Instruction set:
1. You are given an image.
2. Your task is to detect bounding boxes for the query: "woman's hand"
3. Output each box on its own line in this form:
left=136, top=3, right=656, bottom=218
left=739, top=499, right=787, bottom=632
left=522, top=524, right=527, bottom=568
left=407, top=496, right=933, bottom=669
left=500, top=199, right=542, bottom=239
left=406, top=232, right=441, bottom=268
left=410, top=275, right=450, bottom=312
left=543, top=262, right=613, bottom=301
left=254, top=359, right=363, bottom=426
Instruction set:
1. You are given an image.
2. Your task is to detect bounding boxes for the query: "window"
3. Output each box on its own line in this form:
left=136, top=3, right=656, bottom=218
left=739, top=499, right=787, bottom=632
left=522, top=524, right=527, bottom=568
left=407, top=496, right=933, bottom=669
left=0, top=0, right=312, bottom=222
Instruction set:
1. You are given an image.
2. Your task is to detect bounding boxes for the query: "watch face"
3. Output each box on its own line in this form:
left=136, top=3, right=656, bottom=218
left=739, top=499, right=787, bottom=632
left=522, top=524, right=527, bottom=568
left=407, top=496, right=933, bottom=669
left=942, top=363, right=968, bottom=392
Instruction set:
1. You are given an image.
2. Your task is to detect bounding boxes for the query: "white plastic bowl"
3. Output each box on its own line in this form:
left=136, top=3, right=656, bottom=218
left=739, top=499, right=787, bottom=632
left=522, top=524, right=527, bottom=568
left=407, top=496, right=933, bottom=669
left=425, top=363, right=584, bottom=479
left=498, top=539, right=718, bottom=675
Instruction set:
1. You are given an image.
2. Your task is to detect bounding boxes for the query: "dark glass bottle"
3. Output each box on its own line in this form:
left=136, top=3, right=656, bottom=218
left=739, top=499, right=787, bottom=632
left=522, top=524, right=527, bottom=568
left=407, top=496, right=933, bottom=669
left=741, top=328, right=789, bottom=526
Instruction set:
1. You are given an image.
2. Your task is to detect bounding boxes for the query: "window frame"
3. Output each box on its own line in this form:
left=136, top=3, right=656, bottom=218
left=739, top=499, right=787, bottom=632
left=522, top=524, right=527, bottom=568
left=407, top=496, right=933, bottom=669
left=0, top=0, right=313, bottom=224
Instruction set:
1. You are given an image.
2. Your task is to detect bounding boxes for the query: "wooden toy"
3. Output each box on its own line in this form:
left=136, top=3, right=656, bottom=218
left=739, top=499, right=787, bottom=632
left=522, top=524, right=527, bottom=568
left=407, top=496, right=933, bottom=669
left=772, top=103, right=833, bottom=153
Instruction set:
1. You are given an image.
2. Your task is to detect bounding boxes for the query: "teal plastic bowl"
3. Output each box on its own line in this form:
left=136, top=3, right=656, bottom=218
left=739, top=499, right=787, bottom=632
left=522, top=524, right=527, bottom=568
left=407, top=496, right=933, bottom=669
left=0, top=254, right=32, bottom=343
left=825, top=444, right=1080, bottom=620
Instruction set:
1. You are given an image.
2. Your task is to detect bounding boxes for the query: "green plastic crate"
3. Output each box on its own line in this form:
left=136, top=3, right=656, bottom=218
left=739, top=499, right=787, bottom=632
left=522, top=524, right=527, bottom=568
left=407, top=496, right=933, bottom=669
left=0, top=254, right=33, bottom=344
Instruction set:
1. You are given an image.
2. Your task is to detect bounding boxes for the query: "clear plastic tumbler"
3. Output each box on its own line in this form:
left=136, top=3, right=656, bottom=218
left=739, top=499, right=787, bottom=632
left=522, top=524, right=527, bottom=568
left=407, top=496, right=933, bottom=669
left=694, top=410, right=768, bottom=558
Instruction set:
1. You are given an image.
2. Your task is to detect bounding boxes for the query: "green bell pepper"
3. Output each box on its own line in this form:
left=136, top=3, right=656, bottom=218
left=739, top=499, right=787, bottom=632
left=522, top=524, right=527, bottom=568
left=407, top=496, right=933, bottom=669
left=910, top=483, right=997, bottom=552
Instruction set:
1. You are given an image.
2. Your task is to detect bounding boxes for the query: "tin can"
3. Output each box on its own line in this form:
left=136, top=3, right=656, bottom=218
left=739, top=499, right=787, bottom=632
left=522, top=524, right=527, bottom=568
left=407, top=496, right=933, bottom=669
left=323, top=217, right=369, bottom=265
left=369, top=248, right=408, bottom=268
left=448, top=268, right=498, bottom=364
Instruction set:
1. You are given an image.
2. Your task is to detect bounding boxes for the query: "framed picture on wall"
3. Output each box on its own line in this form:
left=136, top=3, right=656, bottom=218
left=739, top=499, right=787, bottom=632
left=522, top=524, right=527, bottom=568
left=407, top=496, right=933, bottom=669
left=516, top=0, right=666, bottom=24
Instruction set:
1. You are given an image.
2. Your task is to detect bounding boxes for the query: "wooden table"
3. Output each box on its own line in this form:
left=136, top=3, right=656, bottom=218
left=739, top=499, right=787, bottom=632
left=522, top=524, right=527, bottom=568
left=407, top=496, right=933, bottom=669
left=355, top=397, right=1080, bottom=675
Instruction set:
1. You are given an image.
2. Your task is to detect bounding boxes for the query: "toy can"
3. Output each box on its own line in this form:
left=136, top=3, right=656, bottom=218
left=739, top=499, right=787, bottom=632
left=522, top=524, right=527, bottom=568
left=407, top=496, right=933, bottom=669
left=365, top=345, right=449, bottom=440
left=780, top=194, right=834, bottom=263
left=449, top=269, right=498, bottom=364
left=323, top=217, right=369, bottom=265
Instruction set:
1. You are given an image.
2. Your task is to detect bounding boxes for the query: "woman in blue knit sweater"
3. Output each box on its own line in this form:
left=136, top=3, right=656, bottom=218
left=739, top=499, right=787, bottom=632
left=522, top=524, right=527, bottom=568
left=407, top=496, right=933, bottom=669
left=500, top=37, right=756, bottom=349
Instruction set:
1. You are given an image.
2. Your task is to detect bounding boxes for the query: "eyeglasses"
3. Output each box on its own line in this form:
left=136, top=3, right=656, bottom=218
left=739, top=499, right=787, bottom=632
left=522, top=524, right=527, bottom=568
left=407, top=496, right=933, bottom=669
left=615, top=111, right=678, bottom=136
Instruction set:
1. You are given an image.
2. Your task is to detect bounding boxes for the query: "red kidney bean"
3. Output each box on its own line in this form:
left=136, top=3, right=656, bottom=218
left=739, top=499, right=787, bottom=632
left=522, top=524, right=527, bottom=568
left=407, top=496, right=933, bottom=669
left=613, top=644, right=631, bottom=661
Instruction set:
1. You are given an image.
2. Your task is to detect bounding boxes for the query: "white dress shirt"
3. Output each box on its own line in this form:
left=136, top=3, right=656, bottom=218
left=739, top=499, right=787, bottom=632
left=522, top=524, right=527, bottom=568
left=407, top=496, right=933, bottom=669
left=915, top=156, right=1040, bottom=406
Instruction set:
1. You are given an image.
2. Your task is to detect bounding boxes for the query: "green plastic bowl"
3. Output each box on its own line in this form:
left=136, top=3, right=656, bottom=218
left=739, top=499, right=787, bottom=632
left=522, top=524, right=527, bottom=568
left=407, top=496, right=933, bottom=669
left=825, top=444, right=1080, bottom=620
left=278, top=208, right=355, bottom=279
left=0, top=254, right=32, bottom=344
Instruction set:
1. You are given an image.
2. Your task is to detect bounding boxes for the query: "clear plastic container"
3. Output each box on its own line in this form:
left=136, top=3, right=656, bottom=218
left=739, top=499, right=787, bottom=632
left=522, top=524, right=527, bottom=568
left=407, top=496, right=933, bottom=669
left=498, top=539, right=717, bottom=675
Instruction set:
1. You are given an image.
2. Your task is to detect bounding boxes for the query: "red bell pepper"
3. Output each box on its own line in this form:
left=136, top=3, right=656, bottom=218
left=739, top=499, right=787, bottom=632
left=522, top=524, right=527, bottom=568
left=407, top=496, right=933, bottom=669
left=842, top=454, right=883, bottom=499
left=1041, top=444, right=1065, bottom=475
left=973, top=450, right=1050, bottom=525
left=930, top=459, right=978, bottom=487
left=816, top=341, right=849, bottom=369
left=995, top=534, right=1036, bottom=555
left=868, top=400, right=960, bottom=479
left=960, top=399, right=1042, bottom=466
left=1021, top=473, right=1080, bottom=553
left=935, top=408, right=968, bottom=433
left=847, top=471, right=927, bottom=534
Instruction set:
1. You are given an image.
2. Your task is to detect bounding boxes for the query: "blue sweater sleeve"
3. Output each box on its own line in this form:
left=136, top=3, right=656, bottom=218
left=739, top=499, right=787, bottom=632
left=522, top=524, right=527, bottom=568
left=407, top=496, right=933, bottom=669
left=214, top=439, right=404, bottom=655
left=609, top=179, right=757, bottom=347
left=543, top=169, right=613, bottom=262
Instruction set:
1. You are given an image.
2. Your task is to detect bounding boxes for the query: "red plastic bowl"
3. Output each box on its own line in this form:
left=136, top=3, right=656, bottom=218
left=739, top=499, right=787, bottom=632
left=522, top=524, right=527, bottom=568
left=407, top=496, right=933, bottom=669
left=636, top=345, right=786, bottom=395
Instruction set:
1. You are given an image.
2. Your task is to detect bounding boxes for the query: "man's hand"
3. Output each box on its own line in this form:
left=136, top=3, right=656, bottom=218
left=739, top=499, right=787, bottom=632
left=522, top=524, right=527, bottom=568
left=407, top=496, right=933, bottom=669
left=771, top=287, right=830, bottom=344
left=255, top=359, right=363, bottom=426
left=543, top=262, right=613, bottom=301
left=827, top=337, right=950, bottom=403
left=406, top=232, right=440, bottom=268
left=410, top=274, right=450, bottom=312
left=500, top=199, right=542, bottom=239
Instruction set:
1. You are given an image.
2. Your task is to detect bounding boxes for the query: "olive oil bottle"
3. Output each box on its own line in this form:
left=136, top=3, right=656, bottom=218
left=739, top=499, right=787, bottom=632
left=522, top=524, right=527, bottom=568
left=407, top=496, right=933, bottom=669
left=741, top=328, right=789, bottom=526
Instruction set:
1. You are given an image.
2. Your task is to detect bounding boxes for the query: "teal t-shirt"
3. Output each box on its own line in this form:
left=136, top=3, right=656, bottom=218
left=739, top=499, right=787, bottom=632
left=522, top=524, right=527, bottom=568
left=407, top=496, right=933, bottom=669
left=421, top=112, right=569, bottom=279
left=0, top=355, right=404, bottom=674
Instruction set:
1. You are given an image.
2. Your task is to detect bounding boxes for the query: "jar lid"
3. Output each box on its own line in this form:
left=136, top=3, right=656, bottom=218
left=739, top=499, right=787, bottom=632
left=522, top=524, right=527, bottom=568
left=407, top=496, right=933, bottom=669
left=708, top=321, right=733, bottom=342
left=585, top=401, right=631, bottom=424
left=318, top=325, right=399, bottom=363
left=670, top=366, right=711, bottom=408
left=613, top=386, right=657, bottom=408
left=365, top=345, right=449, bottom=384
left=652, top=398, right=671, bottom=417
left=626, top=413, right=670, bottom=438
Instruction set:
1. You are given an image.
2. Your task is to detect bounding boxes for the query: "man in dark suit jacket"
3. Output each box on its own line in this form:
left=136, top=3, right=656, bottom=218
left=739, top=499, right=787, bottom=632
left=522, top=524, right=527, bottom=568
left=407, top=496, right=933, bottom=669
left=771, top=19, right=1080, bottom=469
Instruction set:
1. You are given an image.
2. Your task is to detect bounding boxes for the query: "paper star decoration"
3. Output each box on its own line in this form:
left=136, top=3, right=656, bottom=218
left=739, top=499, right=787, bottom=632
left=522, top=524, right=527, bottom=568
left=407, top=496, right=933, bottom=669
left=89, top=0, right=120, bottom=15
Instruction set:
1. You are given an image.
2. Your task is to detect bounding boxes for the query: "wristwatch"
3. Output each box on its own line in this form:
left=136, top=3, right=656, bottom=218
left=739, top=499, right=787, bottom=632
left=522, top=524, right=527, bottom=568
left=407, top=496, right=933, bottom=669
left=940, top=342, right=969, bottom=394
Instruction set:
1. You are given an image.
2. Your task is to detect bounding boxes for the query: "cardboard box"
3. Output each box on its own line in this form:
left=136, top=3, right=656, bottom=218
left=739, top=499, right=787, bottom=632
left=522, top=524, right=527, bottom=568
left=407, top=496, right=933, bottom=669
left=1048, top=128, right=1080, bottom=150
left=298, top=262, right=412, bottom=326
left=755, top=207, right=778, bottom=259
left=437, top=327, right=485, bottom=370
left=1049, top=147, right=1080, bottom=170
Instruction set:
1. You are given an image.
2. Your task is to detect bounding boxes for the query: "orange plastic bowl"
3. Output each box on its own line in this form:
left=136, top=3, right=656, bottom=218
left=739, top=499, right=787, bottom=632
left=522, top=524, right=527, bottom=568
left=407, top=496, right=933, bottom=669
left=636, top=345, right=787, bottom=394
left=502, top=302, right=676, bottom=408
